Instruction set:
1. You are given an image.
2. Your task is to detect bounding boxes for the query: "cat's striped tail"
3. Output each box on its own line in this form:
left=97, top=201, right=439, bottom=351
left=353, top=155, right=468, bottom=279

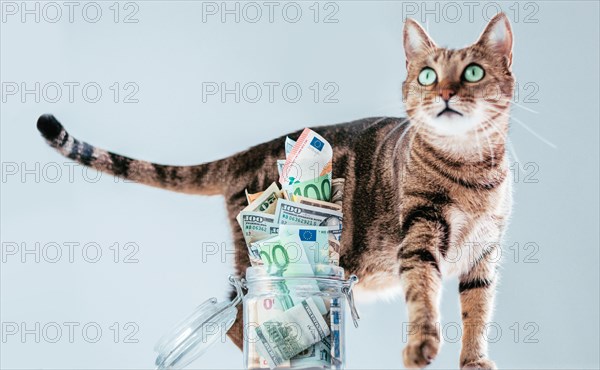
left=36, top=114, right=224, bottom=195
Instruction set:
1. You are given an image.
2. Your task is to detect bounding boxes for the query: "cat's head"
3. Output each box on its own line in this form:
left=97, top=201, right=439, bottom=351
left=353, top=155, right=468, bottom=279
left=402, top=13, right=514, bottom=138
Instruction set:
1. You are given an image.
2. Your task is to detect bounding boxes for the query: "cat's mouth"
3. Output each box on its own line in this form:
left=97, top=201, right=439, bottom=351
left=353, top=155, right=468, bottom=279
left=437, top=107, right=463, bottom=117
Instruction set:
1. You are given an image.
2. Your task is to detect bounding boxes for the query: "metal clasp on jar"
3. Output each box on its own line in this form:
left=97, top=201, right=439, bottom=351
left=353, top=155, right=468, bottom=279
left=342, top=275, right=360, bottom=328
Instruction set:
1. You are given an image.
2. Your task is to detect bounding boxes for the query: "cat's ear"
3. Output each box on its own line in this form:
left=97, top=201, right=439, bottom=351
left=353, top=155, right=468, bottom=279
left=476, top=13, right=513, bottom=67
left=403, top=18, right=436, bottom=64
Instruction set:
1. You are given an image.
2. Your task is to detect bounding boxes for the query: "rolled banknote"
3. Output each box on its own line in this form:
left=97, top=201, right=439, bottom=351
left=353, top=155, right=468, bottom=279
left=246, top=189, right=264, bottom=205
left=284, top=173, right=332, bottom=202
left=278, top=224, right=330, bottom=272
left=255, top=296, right=289, bottom=368
left=329, top=298, right=343, bottom=368
left=249, top=233, right=327, bottom=314
left=327, top=235, right=341, bottom=267
left=291, top=194, right=342, bottom=212
left=254, top=296, right=332, bottom=369
left=285, top=137, right=296, bottom=157
left=255, top=297, right=330, bottom=369
left=274, top=199, right=343, bottom=231
left=290, top=338, right=331, bottom=369
left=276, top=160, right=286, bottom=179
left=239, top=212, right=278, bottom=261
left=237, top=182, right=284, bottom=226
left=331, top=178, right=345, bottom=207
left=279, top=128, right=333, bottom=194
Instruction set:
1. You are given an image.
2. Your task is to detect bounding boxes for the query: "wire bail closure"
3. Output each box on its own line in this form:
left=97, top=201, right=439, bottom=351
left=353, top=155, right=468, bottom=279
left=228, top=275, right=246, bottom=308
left=155, top=272, right=359, bottom=369
left=342, top=275, right=360, bottom=328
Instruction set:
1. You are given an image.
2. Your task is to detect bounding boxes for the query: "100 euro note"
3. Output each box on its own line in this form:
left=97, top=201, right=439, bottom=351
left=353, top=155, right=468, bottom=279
left=275, top=199, right=343, bottom=264
left=249, top=232, right=327, bottom=312
left=278, top=224, right=338, bottom=273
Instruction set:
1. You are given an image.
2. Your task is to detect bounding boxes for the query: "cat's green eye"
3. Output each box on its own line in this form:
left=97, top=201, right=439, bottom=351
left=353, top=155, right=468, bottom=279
left=463, top=64, right=485, bottom=82
left=418, top=67, right=437, bottom=86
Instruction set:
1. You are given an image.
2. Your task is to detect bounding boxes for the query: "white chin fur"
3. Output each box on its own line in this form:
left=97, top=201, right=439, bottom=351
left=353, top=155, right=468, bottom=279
left=425, top=113, right=483, bottom=136
left=423, top=106, right=485, bottom=137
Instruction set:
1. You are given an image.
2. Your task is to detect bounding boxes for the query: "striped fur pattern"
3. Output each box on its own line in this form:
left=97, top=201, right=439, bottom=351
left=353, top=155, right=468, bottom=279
left=36, top=14, right=514, bottom=369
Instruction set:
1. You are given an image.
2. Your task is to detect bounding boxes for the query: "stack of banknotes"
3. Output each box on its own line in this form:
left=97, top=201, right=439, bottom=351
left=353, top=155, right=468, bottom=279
left=236, top=128, right=345, bottom=369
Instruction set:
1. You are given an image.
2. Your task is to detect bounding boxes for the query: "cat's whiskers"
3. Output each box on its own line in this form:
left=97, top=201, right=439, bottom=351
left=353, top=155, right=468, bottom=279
left=392, top=113, right=420, bottom=159
left=510, top=100, right=539, bottom=114
left=381, top=117, right=410, bottom=148
left=484, top=130, right=495, bottom=168
left=487, top=106, right=556, bottom=149
left=405, top=118, right=428, bottom=166
left=481, top=113, right=522, bottom=170
left=472, top=126, right=486, bottom=162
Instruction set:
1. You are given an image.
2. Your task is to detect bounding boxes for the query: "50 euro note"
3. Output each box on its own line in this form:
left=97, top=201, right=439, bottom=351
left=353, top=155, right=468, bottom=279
left=274, top=137, right=296, bottom=179
left=285, top=136, right=296, bottom=157
left=279, top=129, right=333, bottom=201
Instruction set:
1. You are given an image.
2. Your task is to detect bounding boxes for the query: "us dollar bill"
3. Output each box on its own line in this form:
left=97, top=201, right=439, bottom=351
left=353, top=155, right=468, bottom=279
left=236, top=182, right=284, bottom=226
left=255, top=297, right=289, bottom=368
left=274, top=199, right=343, bottom=232
left=238, top=211, right=278, bottom=262
left=255, top=297, right=330, bottom=369
left=291, top=194, right=342, bottom=212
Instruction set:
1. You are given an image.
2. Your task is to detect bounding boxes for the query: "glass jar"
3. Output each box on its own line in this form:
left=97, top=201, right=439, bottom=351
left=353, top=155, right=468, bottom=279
left=154, top=265, right=359, bottom=370
left=243, top=265, right=359, bottom=370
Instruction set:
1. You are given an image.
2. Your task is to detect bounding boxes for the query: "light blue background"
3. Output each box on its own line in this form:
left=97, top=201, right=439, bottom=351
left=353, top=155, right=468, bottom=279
left=1, top=1, right=598, bottom=369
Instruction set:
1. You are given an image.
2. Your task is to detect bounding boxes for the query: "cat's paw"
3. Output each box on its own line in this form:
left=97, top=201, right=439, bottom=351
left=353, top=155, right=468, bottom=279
left=461, top=358, right=497, bottom=370
left=402, top=335, right=440, bottom=369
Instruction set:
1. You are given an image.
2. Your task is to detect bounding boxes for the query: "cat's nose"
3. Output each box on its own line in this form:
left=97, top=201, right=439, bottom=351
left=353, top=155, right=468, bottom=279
left=439, top=88, right=456, bottom=102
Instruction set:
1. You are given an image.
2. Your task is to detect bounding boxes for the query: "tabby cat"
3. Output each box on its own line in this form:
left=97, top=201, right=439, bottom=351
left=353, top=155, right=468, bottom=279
left=37, top=13, right=514, bottom=369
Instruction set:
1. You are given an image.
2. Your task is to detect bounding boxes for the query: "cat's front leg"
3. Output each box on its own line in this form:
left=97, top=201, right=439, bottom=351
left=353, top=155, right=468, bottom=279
left=458, top=244, right=499, bottom=370
left=398, top=223, right=444, bottom=368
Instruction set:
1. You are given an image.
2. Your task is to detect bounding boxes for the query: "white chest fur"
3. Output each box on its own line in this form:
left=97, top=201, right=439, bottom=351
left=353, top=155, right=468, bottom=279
left=440, top=207, right=501, bottom=277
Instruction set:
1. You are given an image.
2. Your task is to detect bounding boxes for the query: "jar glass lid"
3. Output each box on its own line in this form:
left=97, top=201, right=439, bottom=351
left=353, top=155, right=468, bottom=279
left=154, top=270, right=360, bottom=368
left=154, top=277, right=244, bottom=369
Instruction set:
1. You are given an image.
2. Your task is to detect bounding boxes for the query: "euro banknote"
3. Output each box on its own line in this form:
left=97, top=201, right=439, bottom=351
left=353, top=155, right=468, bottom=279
left=279, top=128, right=332, bottom=185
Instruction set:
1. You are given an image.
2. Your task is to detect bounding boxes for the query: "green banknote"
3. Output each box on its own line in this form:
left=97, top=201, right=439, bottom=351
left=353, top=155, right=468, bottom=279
left=278, top=224, right=330, bottom=273
left=283, top=173, right=332, bottom=202
left=249, top=232, right=326, bottom=313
